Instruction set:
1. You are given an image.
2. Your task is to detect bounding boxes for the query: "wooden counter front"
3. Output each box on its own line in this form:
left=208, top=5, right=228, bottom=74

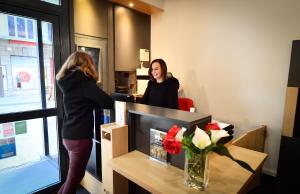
left=109, top=145, right=267, bottom=194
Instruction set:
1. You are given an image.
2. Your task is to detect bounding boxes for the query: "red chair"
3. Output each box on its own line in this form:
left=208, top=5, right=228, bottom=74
left=178, top=97, right=194, bottom=111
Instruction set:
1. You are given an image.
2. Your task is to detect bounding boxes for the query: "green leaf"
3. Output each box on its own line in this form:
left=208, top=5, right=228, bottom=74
left=186, top=150, right=191, bottom=160
left=204, top=143, right=216, bottom=153
left=211, top=145, right=256, bottom=174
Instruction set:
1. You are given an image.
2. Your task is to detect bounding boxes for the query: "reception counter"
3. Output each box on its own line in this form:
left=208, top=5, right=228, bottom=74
left=123, top=103, right=212, bottom=193
left=126, top=103, right=211, bottom=169
left=101, top=103, right=267, bottom=194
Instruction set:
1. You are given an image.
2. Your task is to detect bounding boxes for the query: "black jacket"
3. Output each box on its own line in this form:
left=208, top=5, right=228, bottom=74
left=140, top=77, right=179, bottom=109
left=57, top=70, right=114, bottom=139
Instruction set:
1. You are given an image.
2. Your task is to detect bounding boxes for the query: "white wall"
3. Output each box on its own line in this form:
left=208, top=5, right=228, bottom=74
left=151, top=0, right=300, bottom=176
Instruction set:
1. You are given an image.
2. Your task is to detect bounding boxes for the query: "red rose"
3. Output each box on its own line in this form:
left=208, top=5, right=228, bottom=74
left=162, top=125, right=183, bottom=154
left=167, top=125, right=181, bottom=138
left=163, top=136, right=182, bottom=154
left=205, top=122, right=221, bottom=131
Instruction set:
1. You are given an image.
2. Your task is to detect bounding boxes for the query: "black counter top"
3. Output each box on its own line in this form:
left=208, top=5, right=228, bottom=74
left=126, top=102, right=211, bottom=126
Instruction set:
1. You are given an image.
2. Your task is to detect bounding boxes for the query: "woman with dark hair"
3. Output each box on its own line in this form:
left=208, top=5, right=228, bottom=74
left=56, top=51, right=114, bottom=194
left=140, top=58, right=179, bottom=109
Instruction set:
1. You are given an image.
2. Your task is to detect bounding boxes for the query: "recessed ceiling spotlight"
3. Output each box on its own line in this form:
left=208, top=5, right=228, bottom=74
left=129, top=2, right=134, bottom=7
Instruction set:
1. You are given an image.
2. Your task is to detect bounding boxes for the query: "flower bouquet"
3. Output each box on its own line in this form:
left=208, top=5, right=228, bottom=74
left=163, top=123, right=255, bottom=190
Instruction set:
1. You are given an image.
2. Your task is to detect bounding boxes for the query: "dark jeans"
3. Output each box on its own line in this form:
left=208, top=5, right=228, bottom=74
left=58, top=138, right=93, bottom=194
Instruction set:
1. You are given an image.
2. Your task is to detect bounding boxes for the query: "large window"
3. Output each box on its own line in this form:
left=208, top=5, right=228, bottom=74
left=0, top=14, right=55, bottom=114
left=0, top=117, right=58, bottom=169
left=0, top=11, right=60, bottom=194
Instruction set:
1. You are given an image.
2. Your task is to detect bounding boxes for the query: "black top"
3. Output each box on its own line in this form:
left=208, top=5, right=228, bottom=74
left=57, top=70, right=114, bottom=140
left=140, top=77, right=179, bottom=109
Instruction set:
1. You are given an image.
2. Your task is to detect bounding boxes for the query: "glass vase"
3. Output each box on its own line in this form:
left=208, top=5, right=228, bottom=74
left=184, top=150, right=209, bottom=190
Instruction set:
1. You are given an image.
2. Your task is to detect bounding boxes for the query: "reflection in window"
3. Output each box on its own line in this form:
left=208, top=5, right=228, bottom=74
left=42, top=21, right=53, bottom=44
left=48, top=116, right=58, bottom=158
left=27, top=20, right=34, bottom=39
left=11, top=56, right=40, bottom=90
left=0, top=13, right=56, bottom=113
left=0, top=66, right=7, bottom=91
left=41, top=0, right=60, bottom=5
left=0, top=11, right=59, bottom=194
left=5, top=14, right=37, bottom=42
left=16, top=17, right=26, bottom=38
left=0, top=119, right=44, bottom=170
left=7, top=16, right=15, bottom=36
left=47, top=23, right=53, bottom=42
left=0, top=13, right=40, bottom=114
left=0, top=117, right=58, bottom=170
left=0, top=117, right=60, bottom=193
left=42, top=21, right=55, bottom=108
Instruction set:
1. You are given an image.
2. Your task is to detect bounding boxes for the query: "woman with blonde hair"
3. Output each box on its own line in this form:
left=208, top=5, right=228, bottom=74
left=57, top=51, right=114, bottom=194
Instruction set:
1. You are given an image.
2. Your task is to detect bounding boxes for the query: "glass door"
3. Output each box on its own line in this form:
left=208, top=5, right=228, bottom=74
left=0, top=9, right=62, bottom=194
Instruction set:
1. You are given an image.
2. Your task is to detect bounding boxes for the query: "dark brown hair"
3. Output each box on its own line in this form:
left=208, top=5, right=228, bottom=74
left=148, top=58, right=168, bottom=82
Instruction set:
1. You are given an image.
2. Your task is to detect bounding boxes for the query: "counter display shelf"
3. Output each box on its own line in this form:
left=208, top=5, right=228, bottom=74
left=124, top=103, right=211, bottom=194
left=109, top=146, right=267, bottom=194
left=126, top=103, right=211, bottom=169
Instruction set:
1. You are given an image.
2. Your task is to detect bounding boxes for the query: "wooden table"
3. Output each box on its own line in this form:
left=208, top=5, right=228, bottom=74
left=109, top=145, right=267, bottom=194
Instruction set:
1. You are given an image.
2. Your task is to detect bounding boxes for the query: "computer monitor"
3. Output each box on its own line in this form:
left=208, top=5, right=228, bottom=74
left=111, top=92, right=134, bottom=103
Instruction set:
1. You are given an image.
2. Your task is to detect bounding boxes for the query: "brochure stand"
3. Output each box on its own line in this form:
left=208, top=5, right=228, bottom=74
left=101, top=101, right=128, bottom=194
left=101, top=123, right=128, bottom=194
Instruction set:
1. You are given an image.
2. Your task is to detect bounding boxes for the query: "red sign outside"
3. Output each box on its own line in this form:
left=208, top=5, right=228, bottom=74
left=17, top=71, right=31, bottom=82
left=3, top=123, right=14, bottom=137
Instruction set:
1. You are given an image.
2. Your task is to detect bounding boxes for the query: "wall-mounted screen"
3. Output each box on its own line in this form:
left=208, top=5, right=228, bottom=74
left=78, top=46, right=100, bottom=69
left=77, top=45, right=101, bottom=82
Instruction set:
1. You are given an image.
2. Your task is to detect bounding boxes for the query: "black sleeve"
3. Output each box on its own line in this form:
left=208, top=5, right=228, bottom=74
left=167, top=81, right=179, bottom=109
left=84, top=80, right=114, bottom=109
left=139, top=80, right=151, bottom=105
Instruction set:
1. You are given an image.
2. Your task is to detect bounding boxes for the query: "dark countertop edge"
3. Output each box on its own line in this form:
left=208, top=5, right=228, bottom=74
left=126, top=103, right=211, bottom=124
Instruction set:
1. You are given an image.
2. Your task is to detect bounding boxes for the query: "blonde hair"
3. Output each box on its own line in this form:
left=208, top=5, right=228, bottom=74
left=56, top=51, right=98, bottom=80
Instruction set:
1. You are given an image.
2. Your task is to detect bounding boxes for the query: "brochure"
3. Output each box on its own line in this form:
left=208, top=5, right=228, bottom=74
left=150, top=128, right=167, bottom=164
